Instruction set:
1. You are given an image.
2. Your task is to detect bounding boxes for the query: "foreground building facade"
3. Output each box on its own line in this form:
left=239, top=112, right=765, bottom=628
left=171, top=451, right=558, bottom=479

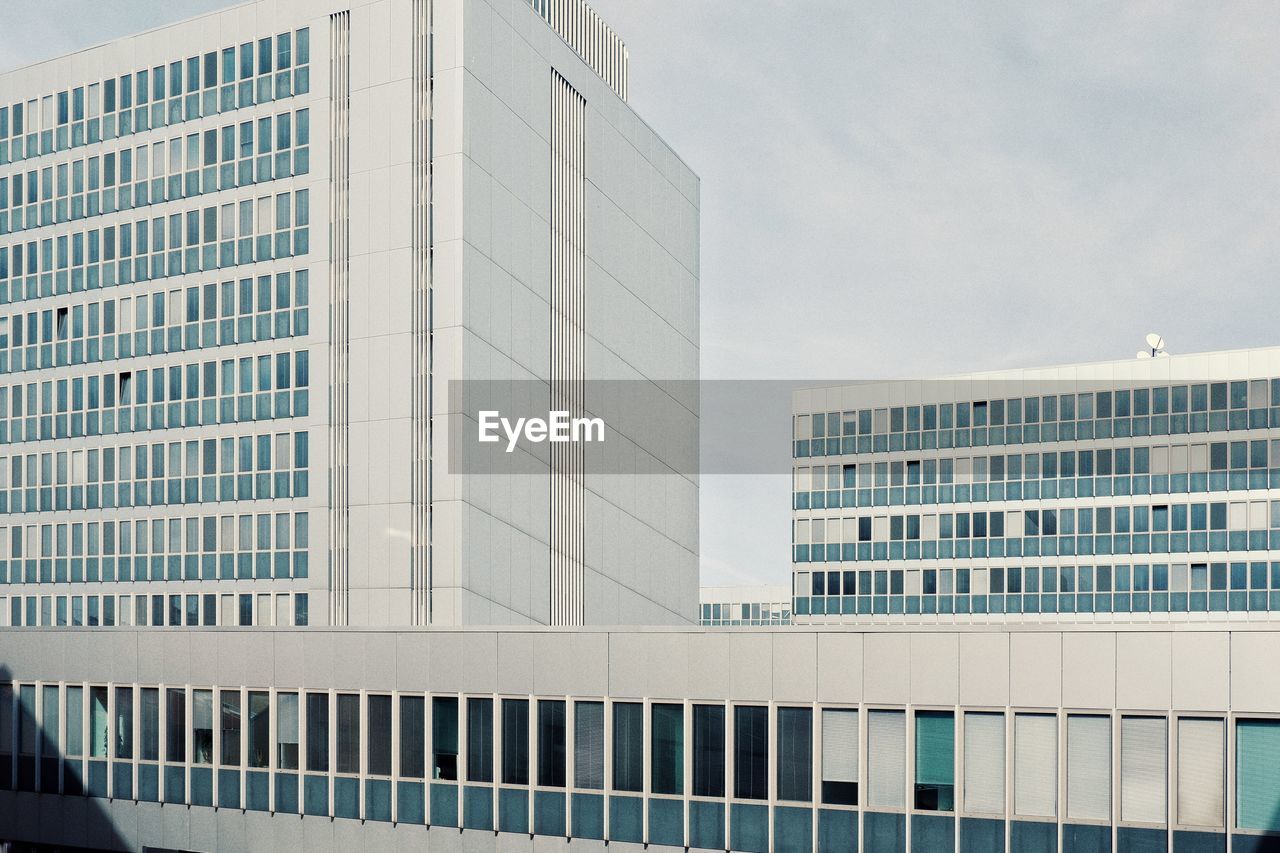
left=792, top=348, right=1280, bottom=626
left=3, top=624, right=1280, bottom=852
left=0, top=0, right=701, bottom=629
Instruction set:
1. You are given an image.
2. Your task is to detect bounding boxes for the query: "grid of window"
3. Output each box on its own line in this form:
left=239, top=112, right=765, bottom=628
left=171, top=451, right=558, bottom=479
left=700, top=600, right=792, bottom=626
left=0, top=589, right=306, bottom=627
left=0, top=109, right=310, bottom=239
left=0, top=30, right=310, bottom=164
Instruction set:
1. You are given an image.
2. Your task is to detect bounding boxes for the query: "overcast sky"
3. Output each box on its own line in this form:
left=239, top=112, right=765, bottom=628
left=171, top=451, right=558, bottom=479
left=6, top=1, right=1280, bottom=589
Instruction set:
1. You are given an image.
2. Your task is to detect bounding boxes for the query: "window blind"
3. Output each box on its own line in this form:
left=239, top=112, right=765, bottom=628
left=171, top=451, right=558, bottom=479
left=963, top=712, right=1004, bottom=815
left=612, top=702, right=643, bottom=792
left=1237, top=719, right=1280, bottom=831
left=574, top=701, right=604, bottom=790
left=1176, top=718, right=1223, bottom=828
left=466, top=697, right=493, bottom=783
left=1066, top=715, right=1110, bottom=821
left=693, top=704, right=725, bottom=798
left=915, top=712, right=954, bottom=788
left=734, top=705, right=768, bottom=800
left=501, top=699, right=529, bottom=786
left=868, top=710, right=905, bottom=809
left=1014, top=713, right=1056, bottom=817
left=1121, top=716, right=1166, bottom=824
left=822, top=708, right=858, bottom=786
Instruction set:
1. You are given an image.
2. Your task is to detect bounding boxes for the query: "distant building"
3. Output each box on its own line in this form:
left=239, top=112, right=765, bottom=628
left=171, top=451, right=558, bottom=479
left=700, top=584, right=791, bottom=626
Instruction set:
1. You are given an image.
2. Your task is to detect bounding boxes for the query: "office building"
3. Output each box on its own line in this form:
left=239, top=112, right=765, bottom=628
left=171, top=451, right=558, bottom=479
left=791, top=347, right=1280, bottom=626
left=0, top=0, right=701, bottom=630
left=4, top=623, right=1280, bottom=852
left=701, top=584, right=792, bottom=626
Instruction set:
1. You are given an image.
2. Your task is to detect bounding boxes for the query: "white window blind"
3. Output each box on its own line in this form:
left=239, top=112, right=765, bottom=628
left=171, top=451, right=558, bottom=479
left=963, top=712, right=1005, bottom=815
left=574, top=701, right=604, bottom=789
left=868, top=710, right=905, bottom=808
left=1177, top=718, right=1223, bottom=827
left=1066, top=715, right=1110, bottom=821
left=1121, top=716, right=1167, bottom=824
left=1014, top=714, right=1057, bottom=817
left=822, top=709, right=858, bottom=783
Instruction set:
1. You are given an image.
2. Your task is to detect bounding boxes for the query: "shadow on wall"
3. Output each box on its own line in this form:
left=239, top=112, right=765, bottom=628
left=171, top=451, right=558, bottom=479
left=0, top=665, right=130, bottom=851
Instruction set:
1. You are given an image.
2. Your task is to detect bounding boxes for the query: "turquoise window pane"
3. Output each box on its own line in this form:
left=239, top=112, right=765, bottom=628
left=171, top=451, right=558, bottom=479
left=775, top=806, right=813, bottom=853
left=463, top=785, right=493, bottom=831
left=864, top=812, right=905, bottom=853
left=534, top=790, right=566, bottom=837
left=333, top=776, right=358, bottom=819
left=818, top=809, right=858, bottom=853
left=1010, top=820, right=1056, bottom=853
left=649, top=798, right=684, bottom=847
left=690, top=800, right=725, bottom=850
left=731, top=802, right=769, bottom=853
left=960, top=817, right=1004, bottom=853
left=397, top=781, right=425, bottom=824
left=430, top=782, right=458, bottom=827
left=164, top=766, right=186, bottom=803
left=137, top=764, right=158, bottom=802
left=189, top=766, right=212, bottom=806
left=499, top=787, right=527, bottom=834
left=571, top=792, right=604, bottom=840
left=1064, top=823, right=1108, bottom=852
left=365, top=778, right=391, bottom=822
left=915, top=711, right=955, bottom=811
left=216, top=768, right=237, bottom=809
left=245, top=770, right=268, bottom=811
left=1236, top=719, right=1280, bottom=830
left=274, top=772, right=298, bottom=814
left=608, top=795, right=643, bottom=843
left=912, top=814, right=954, bottom=853
left=303, top=774, right=327, bottom=816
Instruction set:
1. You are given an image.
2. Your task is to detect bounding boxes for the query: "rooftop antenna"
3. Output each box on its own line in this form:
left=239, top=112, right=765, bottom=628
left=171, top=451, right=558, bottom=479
left=1136, top=333, right=1169, bottom=359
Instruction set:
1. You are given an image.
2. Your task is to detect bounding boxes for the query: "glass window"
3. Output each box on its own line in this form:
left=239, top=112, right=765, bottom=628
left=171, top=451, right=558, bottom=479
left=868, top=709, right=905, bottom=809
left=192, top=690, right=213, bottom=764
left=305, top=692, right=328, bottom=772
left=778, top=706, right=812, bottom=802
left=1177, top=718, right=1223, bottom=828
left=734, top=705, right=768, bottom=800
left=220, top=690, right=241, bottom=766
left=1121, top=716, right=1166, bottom=824
left=432, top=697, right=458, bottom=780
left=651, top=703, right=684, bottom=795
left=537, top=700, right=567, bottom=787
left=466, top=697, right=493, bottom=783
left=692, top=704, right=725, bottom=798
left=399, top=696, right=425, bottom=779
left=139, top=688, right=159, bottom=762
left=821, top=709, right=858, bottom=806
left=277, top=693, right=299, bottom=770
left=963, top=712, right=1004, bottom=814
left=915, top=711, right=953, bottom=811
left=1014, top=713, right=1056, bottom=818
left=114, top=686, right=133, bottom=759
left=367, top=695, right=391, bottom=777
left=66, top=686, right=84, bottom=759
left=1066, top=715, right=1110, bottom=821
left=335, top=694, right=359, bottom=774
left=612, top=702, right=642, bottom=792
left=574, top=701, right=604, bottom=790
left=501, top=699, right=529, bottom=785
left=165, top=686, right=185, bottom=758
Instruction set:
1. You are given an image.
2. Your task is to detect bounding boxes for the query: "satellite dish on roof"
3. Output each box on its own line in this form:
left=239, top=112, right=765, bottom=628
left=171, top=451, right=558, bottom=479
left=1138, top=334, right=1168, bottom=359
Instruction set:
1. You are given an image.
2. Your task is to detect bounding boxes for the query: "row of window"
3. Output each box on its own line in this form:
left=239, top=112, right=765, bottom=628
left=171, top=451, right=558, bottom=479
left=0, top=511, right=309, bottom=588
left=794, top=563, right=1280, bottom=618
left=0, top=109, right=309, bottom=238
left=700, top=602, right=793, bottom=626
left=0, top=429, right=310, bottom=514
left=3, top=689, right=1277, bottom=846
left=0, top=271, right=309, bottom=377
left=0, top=349, right=310, bottom=447
left=0, top=190, right=311, bottom=306
left=2, top=590, right=308, bottom=628
left=0, top=29, right=310, bottom=163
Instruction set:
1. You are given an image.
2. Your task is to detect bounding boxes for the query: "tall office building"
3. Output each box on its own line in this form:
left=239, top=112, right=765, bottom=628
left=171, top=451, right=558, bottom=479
left=0, top=0, right=701, bottom=630
left=791, top=347, right=1280, bottom=625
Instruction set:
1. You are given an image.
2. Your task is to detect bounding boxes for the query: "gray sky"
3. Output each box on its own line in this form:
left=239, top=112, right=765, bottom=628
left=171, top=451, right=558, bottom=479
left=6, top=1, right=1280, bottom=589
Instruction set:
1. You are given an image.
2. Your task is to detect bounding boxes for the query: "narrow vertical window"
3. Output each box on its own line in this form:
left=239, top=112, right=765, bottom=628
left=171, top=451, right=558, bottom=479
left=868, top=709, right=905, bottom=809
left=276, top=693, right=298, bottom=770
left=778, top=706, right=813, bottom=802
left=537, top=700, right=567, bottom=787
left=914, top=711, right=954, bottom=811
left=335, top=694, right=359, bottom=774
left=821, top=708, right=858, bottom=805
left=734, top=705, right=768, bottom=800
left=399, top=696, right=425, bottom=779
left=192, top=690, right=213, bottom=764
left=501, top=699, right=529, bottom=785
left=1066, top=715, right=1110, bottom=821
left=574, top=701, right=604, bottom=790
left=220, top=691, right=241, bottom=767
left=114, top=686, right=133, bottom=759
left=651, top=704, right=684, bottom=795
left=466, top=697, right=493, bottom=783
left=139, top=688, right=159, bottom=762
left=366, top=695, right=391, bottom=777
left=963, top=712, right=1004, bottom=814
left=305, top=692, right=328, bottom=772
left=612, top=702, right=642, bottom=792
left=431, top=697, right=458, bottom=780
left=1121, top=716, right=1166, bottom=824
left=247, top=692, right=269, bottom=769
left=1014, top=713, right=1057, bottom=818
left=692, top=704, right=725, bottom=798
